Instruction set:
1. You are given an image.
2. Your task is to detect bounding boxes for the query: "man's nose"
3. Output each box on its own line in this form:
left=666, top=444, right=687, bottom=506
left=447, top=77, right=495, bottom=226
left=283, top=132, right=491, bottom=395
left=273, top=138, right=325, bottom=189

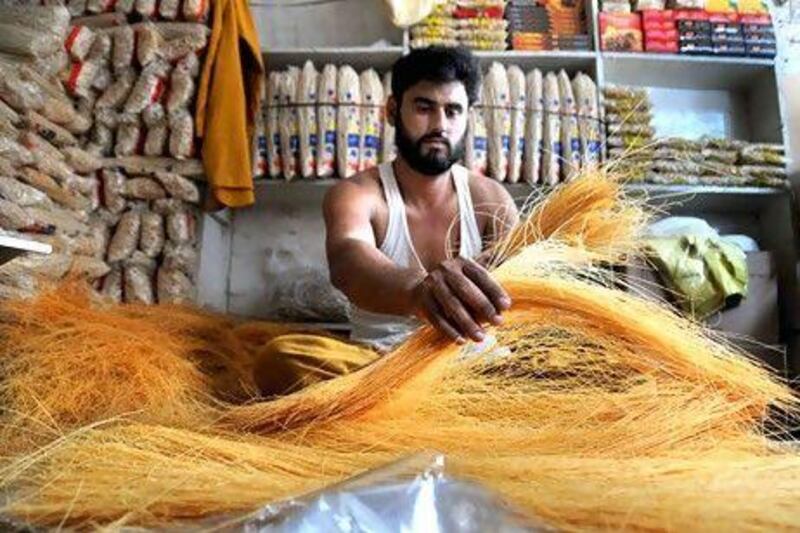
left=429, top=106, right=447, bottom=132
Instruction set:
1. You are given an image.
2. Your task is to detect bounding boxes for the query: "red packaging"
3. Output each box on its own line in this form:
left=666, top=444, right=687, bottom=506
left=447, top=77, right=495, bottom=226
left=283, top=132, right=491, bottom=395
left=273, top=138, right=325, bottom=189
left=600, top=13, right=644, bottom=51
left=674, top=9, right=709, bottom=20
left=641, top=9, right=675, bottom=21
left=645, top=40, right=679, bottom=52
left=708, top=11, right=739, bottom=22
left=739, top=14, right=771, bottom=24
left=644, top=20, right=677, bottom=31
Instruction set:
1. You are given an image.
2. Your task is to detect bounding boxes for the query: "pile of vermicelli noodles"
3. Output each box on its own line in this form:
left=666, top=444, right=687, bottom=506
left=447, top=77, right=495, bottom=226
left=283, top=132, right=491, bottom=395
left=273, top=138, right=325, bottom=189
left=1, top=171, right=798, bottom=531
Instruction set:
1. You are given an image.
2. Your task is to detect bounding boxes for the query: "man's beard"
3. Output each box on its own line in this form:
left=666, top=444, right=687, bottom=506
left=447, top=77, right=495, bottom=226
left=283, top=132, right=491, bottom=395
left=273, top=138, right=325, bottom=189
left=394, top=113, right=466, bottom=176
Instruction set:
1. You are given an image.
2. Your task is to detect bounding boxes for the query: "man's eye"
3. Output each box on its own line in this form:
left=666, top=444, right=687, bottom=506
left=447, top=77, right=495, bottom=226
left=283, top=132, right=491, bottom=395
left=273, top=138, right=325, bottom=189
left=446, top=108, right=460, bottom=118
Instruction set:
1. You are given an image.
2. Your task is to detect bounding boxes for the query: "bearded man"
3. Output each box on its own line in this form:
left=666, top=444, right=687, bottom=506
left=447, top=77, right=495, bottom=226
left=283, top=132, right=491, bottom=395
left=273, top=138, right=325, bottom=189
left=254, top=47, right=519, bottom=396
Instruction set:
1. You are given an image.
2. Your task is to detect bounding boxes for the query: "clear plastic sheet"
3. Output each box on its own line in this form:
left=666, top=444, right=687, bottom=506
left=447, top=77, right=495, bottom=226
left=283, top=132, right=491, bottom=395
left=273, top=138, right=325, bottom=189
left=233, top=454, right=545, bottom=532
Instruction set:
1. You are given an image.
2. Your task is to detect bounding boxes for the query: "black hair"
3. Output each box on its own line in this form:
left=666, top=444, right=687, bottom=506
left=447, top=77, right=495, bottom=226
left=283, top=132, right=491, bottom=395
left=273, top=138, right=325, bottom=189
left=391, top=46, right=481, bottom=107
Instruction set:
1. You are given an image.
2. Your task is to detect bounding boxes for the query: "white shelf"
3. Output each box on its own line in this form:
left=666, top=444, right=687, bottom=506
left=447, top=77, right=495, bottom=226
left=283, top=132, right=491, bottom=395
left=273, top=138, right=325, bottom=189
left=0, top=235, right=52, bottom=267
left=263, top=46, right=404, bottom=72
left=601, top=52, right=776, bottom=91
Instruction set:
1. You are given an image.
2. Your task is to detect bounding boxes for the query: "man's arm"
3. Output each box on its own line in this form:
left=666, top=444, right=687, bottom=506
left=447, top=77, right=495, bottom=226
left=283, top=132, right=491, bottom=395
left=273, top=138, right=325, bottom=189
left=324, top=179, right=423, bottom=316
left=324, top=176, right=513, bottom=343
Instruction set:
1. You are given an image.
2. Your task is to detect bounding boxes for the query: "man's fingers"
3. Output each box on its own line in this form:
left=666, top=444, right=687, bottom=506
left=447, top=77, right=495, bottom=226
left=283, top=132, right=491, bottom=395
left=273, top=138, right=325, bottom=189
left=429, top=278, right=484, bottom=342
left=463, top=259, right=512, bottom=311
left=442, top=267, right=501, bottom=325
left=420, top=292, right=464, bottom=343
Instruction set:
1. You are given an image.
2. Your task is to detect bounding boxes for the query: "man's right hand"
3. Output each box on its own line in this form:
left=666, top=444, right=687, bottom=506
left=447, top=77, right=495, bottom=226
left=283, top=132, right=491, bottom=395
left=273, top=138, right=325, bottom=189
left=411, top=257, right=512, bottom=343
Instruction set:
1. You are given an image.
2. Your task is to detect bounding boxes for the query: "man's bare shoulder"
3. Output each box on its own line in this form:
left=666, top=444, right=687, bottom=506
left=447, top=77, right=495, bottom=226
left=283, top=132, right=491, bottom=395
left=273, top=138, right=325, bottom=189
left=325, top=167, right=383, bottom=204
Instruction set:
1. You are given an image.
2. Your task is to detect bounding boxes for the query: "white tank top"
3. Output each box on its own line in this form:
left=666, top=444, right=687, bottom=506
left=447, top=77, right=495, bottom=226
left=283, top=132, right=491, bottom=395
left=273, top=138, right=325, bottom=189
left=349, top=162, right=483, bottom=351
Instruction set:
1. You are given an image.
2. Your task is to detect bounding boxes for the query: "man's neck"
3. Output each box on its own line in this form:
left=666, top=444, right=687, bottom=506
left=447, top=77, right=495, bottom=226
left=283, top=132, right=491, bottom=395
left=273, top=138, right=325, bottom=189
left=392, top=157, right=455, bottom=209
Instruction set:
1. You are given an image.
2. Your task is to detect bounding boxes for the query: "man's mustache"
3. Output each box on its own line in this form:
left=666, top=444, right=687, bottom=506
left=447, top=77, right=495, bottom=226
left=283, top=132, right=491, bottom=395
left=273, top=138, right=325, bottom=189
left=417, top=135, right=451, bottom=149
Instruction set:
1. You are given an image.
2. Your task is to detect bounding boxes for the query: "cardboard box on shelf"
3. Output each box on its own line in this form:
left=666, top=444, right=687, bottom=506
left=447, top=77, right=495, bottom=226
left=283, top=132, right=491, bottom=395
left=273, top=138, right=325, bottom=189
left=600, top=12, right=644, bottom=51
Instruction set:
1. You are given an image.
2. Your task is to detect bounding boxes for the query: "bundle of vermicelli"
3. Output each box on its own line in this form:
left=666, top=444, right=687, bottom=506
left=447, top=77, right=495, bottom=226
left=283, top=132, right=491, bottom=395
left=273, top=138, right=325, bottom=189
left=2, top=171, right=799, bottom=530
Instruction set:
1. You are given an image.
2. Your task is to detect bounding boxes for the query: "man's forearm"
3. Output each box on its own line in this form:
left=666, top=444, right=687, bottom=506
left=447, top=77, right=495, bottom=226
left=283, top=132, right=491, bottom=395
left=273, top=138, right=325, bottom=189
left=329, top=241, right=425, bottom=316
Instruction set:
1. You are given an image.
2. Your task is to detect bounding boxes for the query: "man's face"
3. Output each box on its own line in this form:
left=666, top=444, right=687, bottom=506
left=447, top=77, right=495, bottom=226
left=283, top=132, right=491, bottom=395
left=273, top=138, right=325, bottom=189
left=391, top=80, right=470, bottom=176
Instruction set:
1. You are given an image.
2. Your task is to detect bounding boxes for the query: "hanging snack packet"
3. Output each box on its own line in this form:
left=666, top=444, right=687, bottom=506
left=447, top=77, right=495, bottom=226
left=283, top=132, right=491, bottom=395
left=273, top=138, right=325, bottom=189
left=485, top=62, right=510, bottom=182
left=558, top=70, right=581, bottom=181
left=522, top=69, right=543, bottom=185
left=359, top=68, right=383, bottom=172
left=542, top=72, right=561, bottom=186
left=336, top=65, right=361, bottom=178
left=297, top=61, right=318, bottom=179
left=506, top=65, right=525, bottom=184
left=316, top=64, right=337, bottom=178
left=381, top=71, right=396, bottom=163
left=266, top=71, right=283, bottom=179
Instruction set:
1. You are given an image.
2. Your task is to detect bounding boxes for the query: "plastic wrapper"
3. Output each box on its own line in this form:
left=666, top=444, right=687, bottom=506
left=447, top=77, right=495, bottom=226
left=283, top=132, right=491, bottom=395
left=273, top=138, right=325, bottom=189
left=99, top=265, right=122, bottom=302
left=114, top=118, right=142, bottom=157
left=64, top=25, right=95, bottom=62
left=154, top=171, right=200, bottom=203
left=123, top=177, right=166, bottom=200
left=89, top=123, right=114, bottom=156
left=136, top=24, right=163, bottom=67
left=138, top=210, right=164, bottom=257
left=114, top=0, right=134, bottom=14
left=0, top=198, right=34, bottom=231
left=94, top=107, right=120, bottom=129
left=739, top=145, right=786, bottom=166
left=244, top=454, right=540, bottom=532
left=162, top=32, right=208, bottom=62
left=0, top=157, right=16, bottom=176
left=0, top=136, right=34, bottom=166
left=161, top=241, right=198, bottom=276
left=76, top=91, right=97, bottom=120
left=18, top=168, right=88, bottom=211
left=92, top=64, right=112, bottom=91
left=315, top=65, right=336, bottom=178
left=62, top=59, right=99, bottom=97
left=100, top=168, right=127, bottom=214
left=296, top=61, right=318, bottom=178
left=0, top=99, right=19, bottom=125
left=740, top=164, right=787, bottom=179
left=135, top=0, right=157, bottom=18
left=70, top=254, right=111, bottom=280
left=336, top=65, right=360, bottom=179
left=87, top=32, right=111, bottom=64
left=558, top=70, right=581, bottom=182
left=603, top=97, right=651, bottom=115
left=142, top=102, right=166, bottom=126
left=358, top=68, right=383, bottom=173
left=279, top=67, right=300, bottom=180
left=87, top=0, right=115, bottom=13
left=166, top=61, right=194, bottom=114
left=574, top=73, right=600, bottom=169
left=381, top=71, right=396, bottom=164
left=26, top=206, right=87, bottom=235
left=506, top=66, right=525, bottom=184
left=34, top=153, right=80, bottom=187
left=702, top=148, right=738, bottom=165
left=124, top=60, right=169, bottom=115
left=252, top=82, right=267, bottom=179
left=19, top=130, right=63, bottom=163
left=265, top=71, right=282, bottom=178
left=652, top=159, right=704, bottom=175
left=522, top=69, right=543, bottom=185
left=159, top=0, right=180, bottom=19
left=24, top=110, right=79, bottom=147
left=143, top=123, right=168, bottom=156
left=613, top=123, right=655, bottom=137
left=124, top=263, right=154, bottom=304
left=182, top=0, right=210, bottom=22
left=61, top=146, right=103, bottom=174
left=40, top=96, right=82, bottom=130
left=176, top=52, right=200, bottom=79
left=0, top=75, right=44, bottom=113
left=168, top=108, right=194, bottom=159
left=70, top=225, right=108, bottom=257
left=0, top=24, right=61, bottom=59
left=0, top=177, right=51, bottom=208
left=465, top=104, right=488, bottom=175
left=152, top=197, right=188, bottom=215
left=166, top=210, right=195, bottom=244
left=68, top=0, right=88, bottom=16
left=485, top=62, right=510, bottom=182
left=157, top=266, right=194, bottom=304
left=3, top=253, right=72, bottom=282
left=96, top=69, right=136, bottom=110
left=112, top=25, right=135, bottom=74
left=542, top=72, right=561, bottom=186
left=107, top=209, right=141, bottom=262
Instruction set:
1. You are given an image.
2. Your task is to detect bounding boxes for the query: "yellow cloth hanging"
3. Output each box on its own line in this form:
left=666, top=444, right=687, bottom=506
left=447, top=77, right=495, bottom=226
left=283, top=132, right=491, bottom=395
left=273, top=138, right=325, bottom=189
left=252, top=333, right=380, bottom=397
left=195, top=0, right=264, bottom=208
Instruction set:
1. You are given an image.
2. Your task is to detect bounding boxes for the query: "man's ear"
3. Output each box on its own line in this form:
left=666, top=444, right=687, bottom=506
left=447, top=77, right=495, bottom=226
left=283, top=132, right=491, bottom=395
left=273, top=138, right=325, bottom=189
left=386, top=94, right=398, bottom=127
